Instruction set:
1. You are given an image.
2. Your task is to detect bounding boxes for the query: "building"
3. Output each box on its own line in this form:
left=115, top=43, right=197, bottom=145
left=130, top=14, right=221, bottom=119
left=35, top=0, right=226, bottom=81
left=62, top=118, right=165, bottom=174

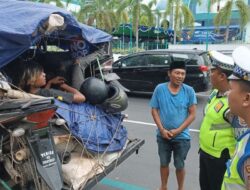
left=155, top=0, right=250, bottom=43
left=155, top=0, right=249, bottom=27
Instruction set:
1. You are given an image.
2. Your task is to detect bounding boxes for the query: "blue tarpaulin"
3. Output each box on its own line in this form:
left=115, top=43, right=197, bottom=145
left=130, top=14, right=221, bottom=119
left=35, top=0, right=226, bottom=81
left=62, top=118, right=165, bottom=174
left=0, top=0, right=112, bottom=68
left=55, top=100, right=128, bottom=153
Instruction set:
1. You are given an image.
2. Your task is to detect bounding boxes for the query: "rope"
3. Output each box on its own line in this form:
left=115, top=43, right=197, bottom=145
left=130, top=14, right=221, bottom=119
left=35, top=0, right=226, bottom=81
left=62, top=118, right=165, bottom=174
left=54, top=105, right=126, bottom=189
left=96, top=57, right=104, bottom=81
left=0, top=178, right=12, bottom=190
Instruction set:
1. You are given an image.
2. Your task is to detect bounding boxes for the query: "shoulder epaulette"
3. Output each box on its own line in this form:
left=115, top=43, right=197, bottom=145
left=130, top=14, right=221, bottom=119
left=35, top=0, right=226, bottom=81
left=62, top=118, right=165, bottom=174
left=208, top=90, right=218, bottom=103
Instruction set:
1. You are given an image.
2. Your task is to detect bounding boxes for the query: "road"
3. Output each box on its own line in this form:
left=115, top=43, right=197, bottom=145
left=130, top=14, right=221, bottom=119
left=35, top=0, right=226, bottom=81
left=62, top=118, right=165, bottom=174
left=92, top=93, right=208, bottom=190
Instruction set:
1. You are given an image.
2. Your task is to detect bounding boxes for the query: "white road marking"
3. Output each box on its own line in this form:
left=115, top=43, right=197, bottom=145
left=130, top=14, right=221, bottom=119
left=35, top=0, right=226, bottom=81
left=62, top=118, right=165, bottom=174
left=195, top=93, right=209, bottom=97
left=124, top=119, right=200, bottom=133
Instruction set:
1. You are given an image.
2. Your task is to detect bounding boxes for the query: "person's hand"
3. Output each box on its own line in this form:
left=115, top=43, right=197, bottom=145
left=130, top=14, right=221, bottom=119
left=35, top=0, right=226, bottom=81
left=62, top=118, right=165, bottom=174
left=169, top=128, right=181, bottom=138
left=48, top=76, right=65, bottom=85
left=160, top=128, right=173, bottom=140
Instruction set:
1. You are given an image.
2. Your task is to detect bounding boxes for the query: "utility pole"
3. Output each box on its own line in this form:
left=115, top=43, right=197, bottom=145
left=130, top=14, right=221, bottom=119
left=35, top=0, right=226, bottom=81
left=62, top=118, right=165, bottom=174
left=130, top=13, right=133, bottom=52
left=206, top=0, right=211, bottom=51
left=129, top=0, right=134, bottom=53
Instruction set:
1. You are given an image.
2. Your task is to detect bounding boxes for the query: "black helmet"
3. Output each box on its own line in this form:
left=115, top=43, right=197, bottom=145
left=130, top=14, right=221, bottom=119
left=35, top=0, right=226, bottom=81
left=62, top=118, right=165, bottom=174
left=101, top=85, right=128, bottom=113
left=80, top=77, right=108, bottom=105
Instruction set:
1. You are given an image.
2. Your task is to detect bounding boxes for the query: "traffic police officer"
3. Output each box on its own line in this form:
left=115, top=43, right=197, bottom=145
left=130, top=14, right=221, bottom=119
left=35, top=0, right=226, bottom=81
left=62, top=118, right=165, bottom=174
left=199, top=50, right=236, bottom=190
left=222, top=46, right=250, bottom=190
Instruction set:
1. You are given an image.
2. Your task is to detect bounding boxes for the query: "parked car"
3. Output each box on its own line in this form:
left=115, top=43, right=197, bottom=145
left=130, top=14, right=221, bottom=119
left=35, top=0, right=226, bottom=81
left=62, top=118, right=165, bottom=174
left=112, top=49, right=211, bottom=94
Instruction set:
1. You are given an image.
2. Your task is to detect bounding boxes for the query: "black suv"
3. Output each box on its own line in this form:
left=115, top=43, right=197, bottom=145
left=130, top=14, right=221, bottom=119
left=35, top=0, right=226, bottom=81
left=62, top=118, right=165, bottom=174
left=112, top=49, right=211, bottom=94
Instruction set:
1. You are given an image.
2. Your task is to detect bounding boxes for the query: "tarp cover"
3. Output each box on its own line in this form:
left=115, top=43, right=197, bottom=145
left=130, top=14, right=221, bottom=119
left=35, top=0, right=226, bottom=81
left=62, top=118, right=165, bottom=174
left=55, top=100, right=128, bottom=153
left=0, top=0, right=112, bottom=68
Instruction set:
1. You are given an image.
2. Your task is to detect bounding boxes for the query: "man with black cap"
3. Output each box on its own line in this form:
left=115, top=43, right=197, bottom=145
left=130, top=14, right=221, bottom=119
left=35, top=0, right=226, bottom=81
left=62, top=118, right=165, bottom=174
left=221, top=46, right=250, bottom=190
left=150, top=60, right=197, bottom=190
left=199, top=51, right=236, bottom=190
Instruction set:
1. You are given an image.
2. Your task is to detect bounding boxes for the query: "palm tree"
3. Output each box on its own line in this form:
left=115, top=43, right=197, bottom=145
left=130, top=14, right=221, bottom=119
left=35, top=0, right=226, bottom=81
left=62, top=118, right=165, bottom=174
left=76, top=0, right=120, bottom=32
left=165, top=0, right=201, bottom=44
left=116, top=0, right=154, bottom=51
left=214, top=0, right=249, bottom=43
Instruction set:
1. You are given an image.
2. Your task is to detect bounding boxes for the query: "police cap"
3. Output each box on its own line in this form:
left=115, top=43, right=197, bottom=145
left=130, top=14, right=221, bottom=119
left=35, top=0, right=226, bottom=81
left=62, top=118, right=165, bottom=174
left=209, top=50, right=234, bottom=71
left=229, top=46, right=250, bottom=82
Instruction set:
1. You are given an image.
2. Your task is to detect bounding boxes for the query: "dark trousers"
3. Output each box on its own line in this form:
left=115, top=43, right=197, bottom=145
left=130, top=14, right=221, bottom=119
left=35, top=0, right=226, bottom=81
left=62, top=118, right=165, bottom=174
left=199, top=149, right=230, bottom=190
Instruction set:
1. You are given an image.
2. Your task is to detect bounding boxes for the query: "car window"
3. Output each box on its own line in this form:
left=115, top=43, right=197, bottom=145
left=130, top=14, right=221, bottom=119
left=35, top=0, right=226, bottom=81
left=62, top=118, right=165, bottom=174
left=171, top=53, right=199, bottom=66
left=172, top=53, right=189, bottom=60
left=145, top=54, right=170, bottom=66
left=120, top=55, right=146, bottom=67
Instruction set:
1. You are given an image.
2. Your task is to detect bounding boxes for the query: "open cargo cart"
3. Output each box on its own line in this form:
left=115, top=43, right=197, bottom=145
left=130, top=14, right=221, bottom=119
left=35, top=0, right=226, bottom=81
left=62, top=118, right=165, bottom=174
left=0, top=1, right=145, bottom=189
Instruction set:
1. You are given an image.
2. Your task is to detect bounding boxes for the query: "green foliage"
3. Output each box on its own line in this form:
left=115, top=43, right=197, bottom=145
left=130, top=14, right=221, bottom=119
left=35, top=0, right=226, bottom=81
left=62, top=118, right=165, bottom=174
left=214, top=1, right=232, bottom=26
left=76, top=0, right=120, bottom=32
left=235, top=0, right=249, bottom=29
left=165, top=0, right=195, bottom=37
left=214, top=0, right=249, bottom=42
left=140, top=4, right=154, bottom=26
left=214, top=0, right=249, bottom=28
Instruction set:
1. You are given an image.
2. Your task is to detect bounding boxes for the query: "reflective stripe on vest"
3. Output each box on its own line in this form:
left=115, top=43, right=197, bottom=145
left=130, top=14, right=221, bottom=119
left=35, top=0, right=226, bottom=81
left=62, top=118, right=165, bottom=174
left=200, top=90, right=236, bottom=158
left=223, top=183, right=245, bottom=190
left=211, top=123, right=233, bottom=130
left=222, top=133, right=250, bottom=190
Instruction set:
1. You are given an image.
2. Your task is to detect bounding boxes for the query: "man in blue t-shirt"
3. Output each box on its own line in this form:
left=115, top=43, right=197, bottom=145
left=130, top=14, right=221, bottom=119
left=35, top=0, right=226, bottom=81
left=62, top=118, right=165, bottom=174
left=150, top=61, right=197, bottom=190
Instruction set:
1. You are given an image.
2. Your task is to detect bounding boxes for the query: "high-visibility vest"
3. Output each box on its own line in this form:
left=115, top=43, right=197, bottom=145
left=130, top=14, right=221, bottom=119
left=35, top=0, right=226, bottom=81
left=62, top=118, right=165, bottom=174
left=199, top=90, right=236, bottom=158
left=221, top=131, right=250, bottom=190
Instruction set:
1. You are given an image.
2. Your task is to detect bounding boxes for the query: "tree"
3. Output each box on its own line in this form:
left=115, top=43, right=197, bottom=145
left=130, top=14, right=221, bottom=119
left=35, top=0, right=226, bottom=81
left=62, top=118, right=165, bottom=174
left=116, top=0, right=154, bottom=51
left=76, top=0, right=120, bottom=32
left=165, top=0, right=200, bottom=44
left=214, top=0, right=249, bottom=43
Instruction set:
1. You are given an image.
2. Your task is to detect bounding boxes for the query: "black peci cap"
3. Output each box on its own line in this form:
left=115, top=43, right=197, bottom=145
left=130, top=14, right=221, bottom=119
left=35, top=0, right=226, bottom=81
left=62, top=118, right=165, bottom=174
left=169, top=61, right=186, bottom=71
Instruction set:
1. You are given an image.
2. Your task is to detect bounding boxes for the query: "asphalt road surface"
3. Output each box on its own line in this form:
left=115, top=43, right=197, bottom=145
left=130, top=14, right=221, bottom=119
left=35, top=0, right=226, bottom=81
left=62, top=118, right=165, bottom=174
left=92, top=93, right=208, bottom=190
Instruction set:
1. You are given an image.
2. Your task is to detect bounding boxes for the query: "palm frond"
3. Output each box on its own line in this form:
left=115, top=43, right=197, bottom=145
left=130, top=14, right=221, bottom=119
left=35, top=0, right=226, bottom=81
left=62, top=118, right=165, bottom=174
left=236, top=0, right=249, bottom=28
left=141, top=4, right=154, bottom=26
left=79, top=4, right=94, bottom=14
left=116, top=1, right=130, bottom=23
left=181, top=5, right=194, bottom=28
left=174, top=3, right=180, bottom=31
left=116, top=1, right=130, bottom=14
left=132, top=4, right=140, bottom=34
left=214, top=0, right=232, bottom=26
left=166, top=0, right=175, bottom=15
left=108, top=11, right=120, bottom=31
left=121, top=11, right=129, bottom=23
